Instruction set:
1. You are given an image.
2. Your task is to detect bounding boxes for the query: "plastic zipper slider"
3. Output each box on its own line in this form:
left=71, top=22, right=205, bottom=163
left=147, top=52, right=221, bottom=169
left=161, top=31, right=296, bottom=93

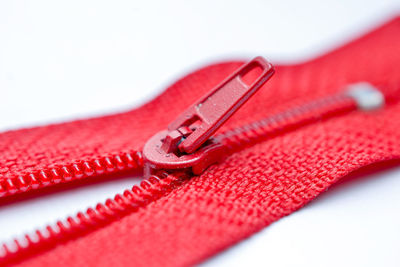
left=143, top=57, right=274, bottom=178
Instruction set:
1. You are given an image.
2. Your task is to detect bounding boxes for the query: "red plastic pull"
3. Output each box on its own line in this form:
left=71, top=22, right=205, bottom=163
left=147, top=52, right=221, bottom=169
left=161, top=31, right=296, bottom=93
left=143, top=57, right=274, bottom=177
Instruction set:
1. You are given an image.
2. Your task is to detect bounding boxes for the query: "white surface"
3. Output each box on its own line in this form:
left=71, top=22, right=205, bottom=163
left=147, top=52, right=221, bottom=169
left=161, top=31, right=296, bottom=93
left=0, top=1, right=399, bottom=266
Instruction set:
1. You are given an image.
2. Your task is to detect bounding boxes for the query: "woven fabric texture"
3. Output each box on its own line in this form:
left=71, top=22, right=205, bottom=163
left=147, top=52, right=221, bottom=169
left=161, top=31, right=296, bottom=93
left=2, top=17, right=400, bottom=266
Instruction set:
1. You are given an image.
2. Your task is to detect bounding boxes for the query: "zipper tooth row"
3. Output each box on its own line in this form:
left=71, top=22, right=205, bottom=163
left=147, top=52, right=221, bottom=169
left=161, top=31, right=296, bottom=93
left=0, top=151, right=144, bottom=198
left=0, top=171, right=189, bottom=265
left=217, top=94, right=357, bottom=152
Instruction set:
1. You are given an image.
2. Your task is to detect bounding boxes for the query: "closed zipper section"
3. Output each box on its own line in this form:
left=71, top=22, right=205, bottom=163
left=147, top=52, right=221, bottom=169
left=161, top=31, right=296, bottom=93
left=218, top=93, right=356, bottom=152
left=0, top=83, right=384, bottom=265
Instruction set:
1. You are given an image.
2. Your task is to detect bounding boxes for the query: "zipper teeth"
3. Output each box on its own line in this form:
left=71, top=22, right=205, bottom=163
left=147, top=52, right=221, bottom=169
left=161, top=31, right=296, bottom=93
left=0, top=151, right=144, bottom=198
left=0, top=92, right=358, bottom=264
left=0, top=171, right=189, bottom=265
left=217, top=94, right=357, bottom=152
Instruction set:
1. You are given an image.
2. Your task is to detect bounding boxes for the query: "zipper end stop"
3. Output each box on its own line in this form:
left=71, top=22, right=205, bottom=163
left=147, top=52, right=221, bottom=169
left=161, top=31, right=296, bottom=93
left=346, top=82, right=385, bottom=110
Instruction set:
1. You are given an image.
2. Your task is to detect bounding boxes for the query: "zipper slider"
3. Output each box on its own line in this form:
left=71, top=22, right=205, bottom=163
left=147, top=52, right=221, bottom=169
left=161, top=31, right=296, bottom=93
left=143, top=57, right=274, bottom=178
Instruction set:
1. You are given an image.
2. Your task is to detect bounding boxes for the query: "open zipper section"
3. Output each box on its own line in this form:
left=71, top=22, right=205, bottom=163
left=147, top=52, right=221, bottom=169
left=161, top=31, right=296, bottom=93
left=0, top=151, right=145, bottom=198
left=0, top=58, right=385, bottom=264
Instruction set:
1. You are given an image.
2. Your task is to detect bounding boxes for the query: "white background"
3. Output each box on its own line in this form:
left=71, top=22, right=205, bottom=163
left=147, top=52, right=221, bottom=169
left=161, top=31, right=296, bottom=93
left=0, top=1, right=399, bottom=266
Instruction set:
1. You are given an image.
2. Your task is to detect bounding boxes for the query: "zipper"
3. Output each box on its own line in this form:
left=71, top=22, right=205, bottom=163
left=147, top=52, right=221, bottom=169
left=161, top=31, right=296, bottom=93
left=0, top=57, right=385, bottom=264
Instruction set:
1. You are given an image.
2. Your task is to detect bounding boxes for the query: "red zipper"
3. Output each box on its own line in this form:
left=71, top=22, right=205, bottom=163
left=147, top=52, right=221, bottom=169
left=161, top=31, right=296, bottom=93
left=0, top=57, right=385, bottom=264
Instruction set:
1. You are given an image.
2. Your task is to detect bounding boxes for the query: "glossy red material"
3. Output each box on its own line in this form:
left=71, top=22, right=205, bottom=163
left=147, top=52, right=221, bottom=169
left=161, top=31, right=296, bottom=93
left=167, top=56, right=274, bottom=154
left=143, top=57, right=274, bottom=177
left=143, top=130, right=226, bottom=178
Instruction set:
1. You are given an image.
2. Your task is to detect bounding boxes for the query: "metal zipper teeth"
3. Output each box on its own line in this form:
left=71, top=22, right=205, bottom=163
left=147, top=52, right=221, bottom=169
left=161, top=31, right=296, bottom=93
left=0, top=151, right=144, bottom=198
left=216, top=94, right=356, bottom=152
left=0, top=93, right=357, bottom=264
left=0, top=171, right=190, bottom=265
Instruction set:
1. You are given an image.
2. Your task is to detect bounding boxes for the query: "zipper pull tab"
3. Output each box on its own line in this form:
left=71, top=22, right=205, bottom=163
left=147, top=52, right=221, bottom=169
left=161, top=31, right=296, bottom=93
left=143, top=57, right=274, bottom=178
